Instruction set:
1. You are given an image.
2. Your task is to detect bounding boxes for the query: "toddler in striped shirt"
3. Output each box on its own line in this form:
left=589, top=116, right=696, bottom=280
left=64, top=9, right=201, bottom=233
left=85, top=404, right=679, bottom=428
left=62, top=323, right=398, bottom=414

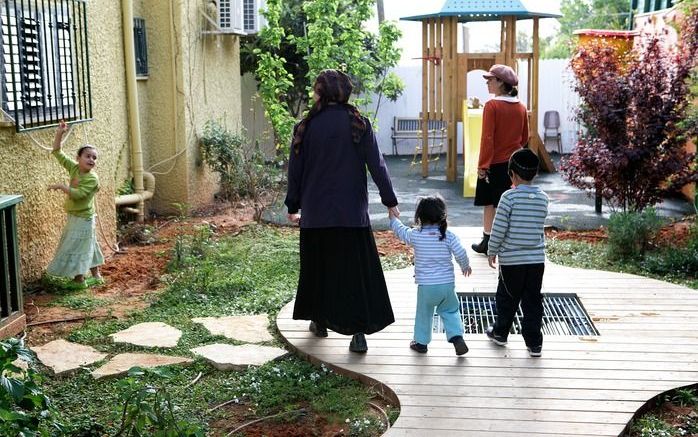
left=389, top=194, right=472, bottom=355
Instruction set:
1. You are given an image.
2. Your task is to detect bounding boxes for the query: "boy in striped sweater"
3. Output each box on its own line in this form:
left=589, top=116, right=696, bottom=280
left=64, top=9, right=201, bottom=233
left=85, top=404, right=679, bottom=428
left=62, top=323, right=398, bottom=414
left=389, top=195, right=472, bottom=356
left=486, top=149, right=549, bottom=357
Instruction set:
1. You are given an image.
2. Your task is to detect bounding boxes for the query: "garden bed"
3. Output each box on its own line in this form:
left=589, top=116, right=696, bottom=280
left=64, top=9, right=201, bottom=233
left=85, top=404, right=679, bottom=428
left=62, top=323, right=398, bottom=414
left=20, top=200, right=410, bottom=435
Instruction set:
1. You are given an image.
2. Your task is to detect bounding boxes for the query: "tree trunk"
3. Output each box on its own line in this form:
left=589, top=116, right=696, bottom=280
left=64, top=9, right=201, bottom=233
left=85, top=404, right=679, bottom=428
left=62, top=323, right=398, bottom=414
left=376, top=0, right=385, bottom=24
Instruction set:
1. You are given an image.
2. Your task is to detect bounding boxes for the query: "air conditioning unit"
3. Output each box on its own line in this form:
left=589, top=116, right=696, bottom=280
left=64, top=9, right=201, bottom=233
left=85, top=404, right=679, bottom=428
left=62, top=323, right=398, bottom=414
left=242, top=0, right=266, bottom=34
left=205, top=0, right=265, bottom=35
left=217, top=0, right=244, bottom=33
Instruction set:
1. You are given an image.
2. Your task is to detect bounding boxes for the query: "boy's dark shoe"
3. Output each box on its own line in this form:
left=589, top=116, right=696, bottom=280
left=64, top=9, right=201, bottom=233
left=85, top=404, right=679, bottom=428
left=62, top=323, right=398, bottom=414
left=486, top=326, right=507, bottom=346
left=527, top=345, right=542, bottom=358
left=471, top=233, right=490, bottom=254
left=409, top=341, right=428, bottom=353
left=349, top=333, right=368, bottom=353
left=309, top=321, right=328, bottom=337
left=449, top=335, right=469, bottom=356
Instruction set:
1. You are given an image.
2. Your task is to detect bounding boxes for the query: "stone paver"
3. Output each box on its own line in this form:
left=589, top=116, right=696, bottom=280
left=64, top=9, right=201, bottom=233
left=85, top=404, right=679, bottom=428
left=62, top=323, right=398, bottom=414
left=32, top=339, right=107, bottom=376
left=110, top=322, right=182, bottom=348
left=10, top=359, right=29, bottom=376
left=91, top=353, right=192, bottom=379
left=192, top=314, right=274, bottom=343
left=190, top=343, right=287, bottom=370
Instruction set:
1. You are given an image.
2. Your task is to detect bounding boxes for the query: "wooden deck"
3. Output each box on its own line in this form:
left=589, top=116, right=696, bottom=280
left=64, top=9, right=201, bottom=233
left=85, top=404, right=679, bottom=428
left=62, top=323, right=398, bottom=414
left=276, top=227, right=698, bottom=436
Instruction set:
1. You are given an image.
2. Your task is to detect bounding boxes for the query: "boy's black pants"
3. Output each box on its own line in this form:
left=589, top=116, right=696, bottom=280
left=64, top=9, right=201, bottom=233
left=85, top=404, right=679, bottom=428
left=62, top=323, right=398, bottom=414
left=492, top=263, right=545, bottom=348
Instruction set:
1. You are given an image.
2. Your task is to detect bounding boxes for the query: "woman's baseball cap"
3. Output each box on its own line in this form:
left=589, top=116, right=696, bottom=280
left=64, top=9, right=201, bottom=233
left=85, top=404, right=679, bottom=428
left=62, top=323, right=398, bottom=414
left=483, top=64, right=519, bottom=86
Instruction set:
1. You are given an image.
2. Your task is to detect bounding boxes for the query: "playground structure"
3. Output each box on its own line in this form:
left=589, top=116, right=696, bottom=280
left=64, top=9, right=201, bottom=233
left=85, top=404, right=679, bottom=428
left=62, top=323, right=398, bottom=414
left=402, top=0, right=561, bottom=181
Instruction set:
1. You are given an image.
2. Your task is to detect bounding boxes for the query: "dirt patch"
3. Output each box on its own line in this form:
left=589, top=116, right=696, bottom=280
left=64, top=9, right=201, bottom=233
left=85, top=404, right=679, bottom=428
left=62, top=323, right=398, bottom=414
left=653, top=217, right=695, bottom=248
left=545, top=216, right=696, bottom=246
left=625, top=401, right=698, bottom=436
left=374, top=230, right=412, bottom=259
left=209, top=397, right=391, bottom=437
left=546, top=227, right=607, bottom=244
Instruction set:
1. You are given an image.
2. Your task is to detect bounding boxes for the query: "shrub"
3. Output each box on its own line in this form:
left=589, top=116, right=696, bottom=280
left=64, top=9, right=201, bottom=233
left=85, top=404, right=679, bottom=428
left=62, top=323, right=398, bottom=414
left=0, top=338, right=64, bottom=436
left=562, top=5, right=698, bottom=212
left=114, top=367, right=205, bottom=436
left=199, top=120, right=279, bottom=203
left=606, top=209, right=663, bottom=261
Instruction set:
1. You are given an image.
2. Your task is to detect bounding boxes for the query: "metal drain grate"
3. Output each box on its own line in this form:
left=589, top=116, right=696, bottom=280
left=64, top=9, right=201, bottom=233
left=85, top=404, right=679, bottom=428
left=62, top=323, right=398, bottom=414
left=433, top=292, right=599, bottom=336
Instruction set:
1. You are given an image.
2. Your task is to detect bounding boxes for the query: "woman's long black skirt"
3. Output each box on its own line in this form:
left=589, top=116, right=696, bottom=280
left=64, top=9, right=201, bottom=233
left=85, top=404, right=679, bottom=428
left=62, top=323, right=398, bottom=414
left=293, top=227, right=395, bottom=335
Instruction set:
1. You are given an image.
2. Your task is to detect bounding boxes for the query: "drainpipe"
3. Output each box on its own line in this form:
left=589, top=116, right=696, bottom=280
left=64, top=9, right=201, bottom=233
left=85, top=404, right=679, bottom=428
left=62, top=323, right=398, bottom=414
left=115, top=171, right=155, bottom=207
left=120, top=0, right=146, bottom=222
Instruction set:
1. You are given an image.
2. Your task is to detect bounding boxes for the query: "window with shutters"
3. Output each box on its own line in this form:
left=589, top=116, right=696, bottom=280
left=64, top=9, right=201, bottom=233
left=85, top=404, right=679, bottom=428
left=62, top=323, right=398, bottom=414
left=133, top=17, right=147, bottom=77
left=0, top=0, right=92, bottom=132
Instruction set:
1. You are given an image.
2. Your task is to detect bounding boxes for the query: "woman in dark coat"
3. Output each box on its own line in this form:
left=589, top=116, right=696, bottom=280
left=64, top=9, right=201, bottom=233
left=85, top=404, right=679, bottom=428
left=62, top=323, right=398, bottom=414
left=285, top=69, right=400, bottom=353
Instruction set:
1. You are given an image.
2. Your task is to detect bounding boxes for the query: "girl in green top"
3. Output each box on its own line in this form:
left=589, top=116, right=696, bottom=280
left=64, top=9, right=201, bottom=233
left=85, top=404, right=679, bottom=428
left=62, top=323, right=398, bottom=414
left=46, top=121, right=104, bottom=286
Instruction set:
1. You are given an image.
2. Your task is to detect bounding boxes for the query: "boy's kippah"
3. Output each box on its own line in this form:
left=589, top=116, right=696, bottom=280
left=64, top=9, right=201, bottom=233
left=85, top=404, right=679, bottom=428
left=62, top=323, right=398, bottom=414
left=509, top=148, right=539, bottom=179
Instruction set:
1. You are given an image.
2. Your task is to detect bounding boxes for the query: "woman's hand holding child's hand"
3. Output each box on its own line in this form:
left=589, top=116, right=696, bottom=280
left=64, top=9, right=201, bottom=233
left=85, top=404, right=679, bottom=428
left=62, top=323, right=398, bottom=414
left=287, top=213, right=300, bottom=224
left=462, top=266, right=472, bottom=277
left=388, top=206, right=400, bottom=219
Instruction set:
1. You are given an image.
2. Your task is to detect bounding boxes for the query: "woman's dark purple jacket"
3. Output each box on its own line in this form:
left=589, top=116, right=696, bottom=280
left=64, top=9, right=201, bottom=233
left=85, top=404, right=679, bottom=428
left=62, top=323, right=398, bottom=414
left=284, top=105, right=398, bottom=228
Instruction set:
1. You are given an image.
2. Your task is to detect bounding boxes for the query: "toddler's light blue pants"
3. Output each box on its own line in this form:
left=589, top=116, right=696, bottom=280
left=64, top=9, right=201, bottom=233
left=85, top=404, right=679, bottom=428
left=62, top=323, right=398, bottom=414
left=414, top=282, right=464, bottom=345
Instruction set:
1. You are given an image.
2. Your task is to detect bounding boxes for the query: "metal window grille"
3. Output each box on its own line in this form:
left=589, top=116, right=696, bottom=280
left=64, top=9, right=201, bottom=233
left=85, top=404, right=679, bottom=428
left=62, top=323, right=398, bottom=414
left=0, top=195, right=23, bottom=327
left=133, top=18, right=147, bottom=77
left=433, top=292, right=600, bottom=336
left=1, top=0, right=92, bottom=132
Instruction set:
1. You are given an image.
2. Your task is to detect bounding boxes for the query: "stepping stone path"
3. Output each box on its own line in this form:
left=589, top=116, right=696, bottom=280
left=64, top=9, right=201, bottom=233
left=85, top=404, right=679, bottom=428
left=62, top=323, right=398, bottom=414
left=32, top=339, right=107, bottom=376
left=92, top=353, right=192, bottom=379
left=33, top=314, right=286, bottom=381
left=191, top=344, right=287, bottom=370
left=192, top=314, right=274, bottom=343
left=110, top=322, right=182, bottom=348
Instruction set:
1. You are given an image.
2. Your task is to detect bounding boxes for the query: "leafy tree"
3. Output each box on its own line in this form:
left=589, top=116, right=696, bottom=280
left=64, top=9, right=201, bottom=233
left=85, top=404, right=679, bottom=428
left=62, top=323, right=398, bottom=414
left=543, top=0, right=631, bottom=59
left=243, top=0, right=404, bottom=154
left=561, top=4, right=698, bottom=212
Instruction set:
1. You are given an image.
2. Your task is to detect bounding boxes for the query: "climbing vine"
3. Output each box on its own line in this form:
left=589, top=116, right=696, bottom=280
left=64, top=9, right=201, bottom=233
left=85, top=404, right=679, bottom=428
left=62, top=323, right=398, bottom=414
left=253, top=0, right=296, bottom=156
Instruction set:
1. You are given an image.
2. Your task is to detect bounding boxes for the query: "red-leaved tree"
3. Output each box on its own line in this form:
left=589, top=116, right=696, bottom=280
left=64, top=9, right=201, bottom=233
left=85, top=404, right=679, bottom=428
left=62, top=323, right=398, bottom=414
left=562, top=7, right=698, bottom=212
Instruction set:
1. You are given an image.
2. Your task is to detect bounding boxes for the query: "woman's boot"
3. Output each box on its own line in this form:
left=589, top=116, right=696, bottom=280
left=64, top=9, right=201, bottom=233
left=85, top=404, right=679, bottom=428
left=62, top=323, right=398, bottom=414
left=471, top=233, right=490, bottom=254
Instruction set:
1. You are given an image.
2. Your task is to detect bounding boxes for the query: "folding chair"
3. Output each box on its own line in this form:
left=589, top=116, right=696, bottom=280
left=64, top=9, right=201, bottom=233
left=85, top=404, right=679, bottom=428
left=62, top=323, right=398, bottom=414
left=543, top=110, right=563, bottom=154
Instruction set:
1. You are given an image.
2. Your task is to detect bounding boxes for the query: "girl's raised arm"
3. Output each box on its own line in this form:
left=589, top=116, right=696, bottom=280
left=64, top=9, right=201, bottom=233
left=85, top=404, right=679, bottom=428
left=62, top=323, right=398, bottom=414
left=52, top=120, right=68, bottom=152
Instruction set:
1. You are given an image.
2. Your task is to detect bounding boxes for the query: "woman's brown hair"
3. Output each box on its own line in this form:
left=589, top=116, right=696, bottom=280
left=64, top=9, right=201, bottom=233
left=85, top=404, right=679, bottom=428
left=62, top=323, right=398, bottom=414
left=291, top=69, right=367, bottom=153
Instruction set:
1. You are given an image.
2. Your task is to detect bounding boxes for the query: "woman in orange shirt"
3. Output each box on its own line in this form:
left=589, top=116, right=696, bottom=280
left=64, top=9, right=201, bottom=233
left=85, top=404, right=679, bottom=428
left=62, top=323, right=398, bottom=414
left=472, top=64, right=529, bottom=254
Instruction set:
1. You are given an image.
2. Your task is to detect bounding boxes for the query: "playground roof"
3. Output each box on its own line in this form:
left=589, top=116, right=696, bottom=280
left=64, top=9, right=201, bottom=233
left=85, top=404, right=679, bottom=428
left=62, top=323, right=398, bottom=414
left=401, top=0, right=562, bottom=22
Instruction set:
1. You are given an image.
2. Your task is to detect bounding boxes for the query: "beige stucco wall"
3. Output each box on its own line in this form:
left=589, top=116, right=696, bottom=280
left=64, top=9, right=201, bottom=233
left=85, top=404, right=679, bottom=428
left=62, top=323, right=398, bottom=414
left=134, top=0, right=241, bottom=214
left=0, top=0, right=241, bottom=282
left=0, top=1, right=128, bottom=282
left=180, top=0, right=241, bottom=209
